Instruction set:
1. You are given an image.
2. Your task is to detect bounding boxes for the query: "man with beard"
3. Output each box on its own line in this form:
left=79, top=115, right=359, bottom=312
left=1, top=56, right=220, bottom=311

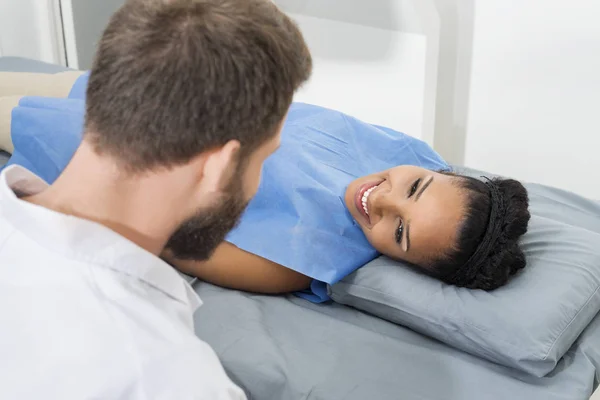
left=0, top=0, right=311, bottom=399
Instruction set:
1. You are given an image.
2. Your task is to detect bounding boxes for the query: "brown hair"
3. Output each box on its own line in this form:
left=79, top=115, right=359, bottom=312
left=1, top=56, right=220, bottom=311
left=85, top=0, right=312, bottom=171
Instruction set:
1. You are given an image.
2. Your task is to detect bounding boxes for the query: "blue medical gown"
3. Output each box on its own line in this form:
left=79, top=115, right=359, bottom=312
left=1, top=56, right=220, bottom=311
left=6, top=72, right=449, bottom=302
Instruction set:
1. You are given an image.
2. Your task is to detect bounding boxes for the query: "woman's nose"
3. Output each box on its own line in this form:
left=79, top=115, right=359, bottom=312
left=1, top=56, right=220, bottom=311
left=371, top=189, right=401, bottom=216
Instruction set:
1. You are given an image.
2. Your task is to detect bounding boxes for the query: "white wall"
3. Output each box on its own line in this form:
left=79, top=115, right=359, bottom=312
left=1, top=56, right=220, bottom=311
left=276, top=0, right=440, bottom=143
left=0, top=0, right=124, bottom=69
left=0, top=0, right=65, bottom=65
left=287, top=13, right=427, bottom=140
left=460, top=1, right=600, bottom=198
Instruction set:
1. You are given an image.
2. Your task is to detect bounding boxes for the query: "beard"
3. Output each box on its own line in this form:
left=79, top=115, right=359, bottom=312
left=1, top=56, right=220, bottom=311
left=165, top=173, right=249, bottom=261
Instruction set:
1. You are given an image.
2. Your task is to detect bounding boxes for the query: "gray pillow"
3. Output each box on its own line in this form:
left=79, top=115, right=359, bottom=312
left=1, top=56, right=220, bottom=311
left=329, top=179, right=600, bottom=377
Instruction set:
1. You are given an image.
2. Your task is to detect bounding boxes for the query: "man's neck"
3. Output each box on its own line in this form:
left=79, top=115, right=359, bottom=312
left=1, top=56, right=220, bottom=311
left=25, top=143, right=189, bottom=256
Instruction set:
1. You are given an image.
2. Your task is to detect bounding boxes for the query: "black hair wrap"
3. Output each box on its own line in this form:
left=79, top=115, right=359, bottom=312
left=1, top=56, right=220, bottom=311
left=450, top=177, right=506, bottom=284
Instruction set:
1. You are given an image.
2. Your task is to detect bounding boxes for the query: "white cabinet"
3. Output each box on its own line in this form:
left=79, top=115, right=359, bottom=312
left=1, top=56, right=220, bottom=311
left=462, top=0, right=600, bottom=198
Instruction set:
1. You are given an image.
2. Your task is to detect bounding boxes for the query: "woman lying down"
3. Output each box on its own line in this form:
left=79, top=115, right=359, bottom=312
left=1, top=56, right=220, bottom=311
left=164, top=105, right=531, bottom=301
left=2, top=73, right=531, bottom=302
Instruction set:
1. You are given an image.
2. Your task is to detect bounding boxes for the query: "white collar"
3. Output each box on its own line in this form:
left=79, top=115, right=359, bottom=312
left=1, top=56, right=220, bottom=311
left=0, top=165, right=201, bottom=309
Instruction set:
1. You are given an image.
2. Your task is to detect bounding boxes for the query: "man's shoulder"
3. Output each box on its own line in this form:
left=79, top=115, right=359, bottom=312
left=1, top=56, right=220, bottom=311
left=0, top=215, right=13, bottom=248
left=138, top=341, right=247, bottom=400
left=0, top=217, right=51, bottom=269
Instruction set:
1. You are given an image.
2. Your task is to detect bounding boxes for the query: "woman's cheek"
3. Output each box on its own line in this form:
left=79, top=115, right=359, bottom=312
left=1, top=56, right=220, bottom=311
left=366, top=227, right=387, bottom=254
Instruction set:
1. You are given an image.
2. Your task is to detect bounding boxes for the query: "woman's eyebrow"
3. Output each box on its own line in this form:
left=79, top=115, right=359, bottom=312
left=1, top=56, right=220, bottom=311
left=415, top=176, right=434, bottom=201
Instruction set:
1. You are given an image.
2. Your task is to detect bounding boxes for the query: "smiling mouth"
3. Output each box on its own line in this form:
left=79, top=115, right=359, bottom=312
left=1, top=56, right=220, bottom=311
left=354, top=181, right=383, bottom=223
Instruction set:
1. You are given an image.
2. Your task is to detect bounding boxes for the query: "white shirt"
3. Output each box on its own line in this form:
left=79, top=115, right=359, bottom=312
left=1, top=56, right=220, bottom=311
left=0, top=166, right=246, bottom=400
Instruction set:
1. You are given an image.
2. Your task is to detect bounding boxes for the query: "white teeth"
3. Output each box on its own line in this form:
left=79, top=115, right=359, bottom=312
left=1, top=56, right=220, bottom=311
left=361, top=186, right=377, bottom=216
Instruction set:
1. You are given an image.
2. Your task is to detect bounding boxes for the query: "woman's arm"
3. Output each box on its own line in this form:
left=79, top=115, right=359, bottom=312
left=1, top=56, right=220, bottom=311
left=164, top=242, right=311, bottom=294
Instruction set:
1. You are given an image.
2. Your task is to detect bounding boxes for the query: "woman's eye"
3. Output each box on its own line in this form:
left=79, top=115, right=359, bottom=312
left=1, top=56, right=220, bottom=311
left=408, top=178, right=421, bottom=197
left=395, top=222, right=403, bottom=244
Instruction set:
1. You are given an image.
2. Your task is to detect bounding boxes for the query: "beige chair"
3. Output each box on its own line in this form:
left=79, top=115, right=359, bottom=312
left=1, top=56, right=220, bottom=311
left=0, top=70, right=83, bottom=153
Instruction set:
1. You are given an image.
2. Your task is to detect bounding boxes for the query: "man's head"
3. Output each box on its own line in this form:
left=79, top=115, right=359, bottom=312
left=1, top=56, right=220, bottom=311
left=84, top=0, right=311, bottom=258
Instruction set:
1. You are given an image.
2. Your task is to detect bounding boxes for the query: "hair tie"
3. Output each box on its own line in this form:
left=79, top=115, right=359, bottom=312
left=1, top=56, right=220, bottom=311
left=450, top=177, right=505, bottom=284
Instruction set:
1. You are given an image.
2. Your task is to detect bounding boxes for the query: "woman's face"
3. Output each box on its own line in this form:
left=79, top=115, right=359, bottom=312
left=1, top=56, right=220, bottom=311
left=344, top=166, right=466, bottom=267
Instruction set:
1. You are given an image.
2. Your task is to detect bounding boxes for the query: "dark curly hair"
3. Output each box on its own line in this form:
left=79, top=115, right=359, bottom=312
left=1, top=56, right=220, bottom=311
left=428, top=175, right=531, bottom=290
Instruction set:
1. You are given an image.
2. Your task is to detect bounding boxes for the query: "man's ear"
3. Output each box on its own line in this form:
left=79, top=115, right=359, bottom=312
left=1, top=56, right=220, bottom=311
left=198, top=140, right=241, bottom=194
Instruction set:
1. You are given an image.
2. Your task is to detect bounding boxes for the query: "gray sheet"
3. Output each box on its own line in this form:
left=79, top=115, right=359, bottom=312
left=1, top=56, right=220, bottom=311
left=194, top=282, right=599, bottom=400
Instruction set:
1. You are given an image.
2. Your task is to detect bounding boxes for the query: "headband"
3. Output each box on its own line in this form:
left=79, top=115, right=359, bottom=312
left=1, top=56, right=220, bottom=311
left=450, top=177, right=505, bottom=284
